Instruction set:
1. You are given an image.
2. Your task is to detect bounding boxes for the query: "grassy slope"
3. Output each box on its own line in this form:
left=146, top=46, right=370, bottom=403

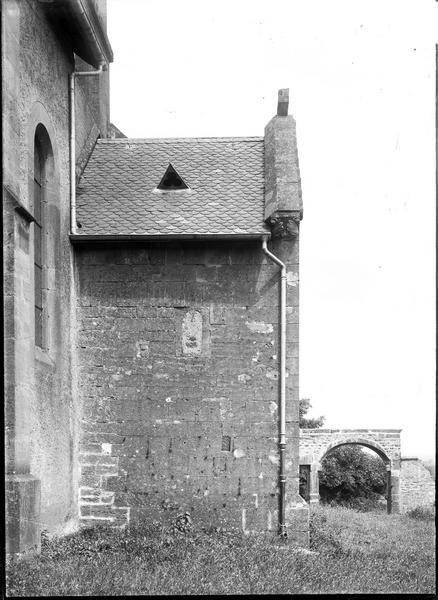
left=6, top=505, right=436, bottom=596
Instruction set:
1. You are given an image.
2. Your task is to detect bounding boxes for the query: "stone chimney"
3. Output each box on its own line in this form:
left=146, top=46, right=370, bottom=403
left=264, top=89, right=303, bottom=239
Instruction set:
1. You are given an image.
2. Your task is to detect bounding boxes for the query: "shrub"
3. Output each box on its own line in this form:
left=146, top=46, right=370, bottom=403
left=406, top=506, right=435, bottom=521
left=319, top=445, right=387, bottom=506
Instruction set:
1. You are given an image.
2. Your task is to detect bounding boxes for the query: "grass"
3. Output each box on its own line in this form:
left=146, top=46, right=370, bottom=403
left=6, top=504, right=436, bottom=596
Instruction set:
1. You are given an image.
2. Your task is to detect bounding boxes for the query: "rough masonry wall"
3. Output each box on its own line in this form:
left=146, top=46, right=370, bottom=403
left=400, top=459, right=435, bottom=512
left=76, top=240, right=308, bottom=544
left=3, top=0, right=111, bottom=543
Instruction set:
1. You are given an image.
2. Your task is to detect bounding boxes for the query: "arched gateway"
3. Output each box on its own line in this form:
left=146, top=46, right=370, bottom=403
left=299, top=429, right=401, bottom=513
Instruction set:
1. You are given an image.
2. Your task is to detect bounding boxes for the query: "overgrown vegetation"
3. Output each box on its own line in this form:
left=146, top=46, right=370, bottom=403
left=6, top=505, right=435, bottom=595
left=319, top=445, right=387, bottom=508
left=406, top=506, right=435, bottom=522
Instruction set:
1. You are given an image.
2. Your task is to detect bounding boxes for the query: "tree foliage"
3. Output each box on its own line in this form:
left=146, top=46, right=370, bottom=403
left=299, top=398, right=325, bottom=429
left=319, top=445, right=387, bottom=505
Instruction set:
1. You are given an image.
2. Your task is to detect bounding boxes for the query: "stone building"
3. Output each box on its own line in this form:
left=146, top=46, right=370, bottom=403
left=3, top=0, right=308, bottom=553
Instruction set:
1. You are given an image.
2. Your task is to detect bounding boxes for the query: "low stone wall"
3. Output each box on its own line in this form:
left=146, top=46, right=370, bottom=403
left=400, top=458, right=435, bottom=513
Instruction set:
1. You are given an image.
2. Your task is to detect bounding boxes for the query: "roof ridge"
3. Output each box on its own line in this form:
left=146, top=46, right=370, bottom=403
left=97, top=136, right=264, bottom=144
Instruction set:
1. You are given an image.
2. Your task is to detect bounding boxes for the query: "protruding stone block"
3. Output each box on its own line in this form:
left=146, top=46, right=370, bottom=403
left=5, top=474, right=41, bottom=554
left=285, top=496, right=309, bottom=546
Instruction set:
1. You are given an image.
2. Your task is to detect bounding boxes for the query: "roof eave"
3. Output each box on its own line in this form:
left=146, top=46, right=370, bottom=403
left=39, top=0, right=113, bottom=67
left=70, top=232, right=271, bottom=244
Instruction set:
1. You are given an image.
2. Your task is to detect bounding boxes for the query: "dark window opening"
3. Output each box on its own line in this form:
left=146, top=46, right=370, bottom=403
left=221, top=435, right=232, bottom=452
left=299, top=465, right=310, bottom=501
left=34, top=136, right=44, bottom=348
left=156, top=163, right=189, bottom=190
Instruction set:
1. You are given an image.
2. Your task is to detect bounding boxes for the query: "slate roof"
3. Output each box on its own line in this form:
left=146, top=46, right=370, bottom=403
left=75, top=137, right=269, bottom=237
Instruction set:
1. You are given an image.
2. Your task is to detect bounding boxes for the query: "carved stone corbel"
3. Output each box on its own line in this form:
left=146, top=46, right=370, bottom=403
left=267, top=211, right=301, bottom=239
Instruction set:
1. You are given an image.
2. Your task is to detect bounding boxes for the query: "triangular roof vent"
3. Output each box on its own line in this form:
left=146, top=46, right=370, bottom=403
left=156, top=163, right=189, bottom=191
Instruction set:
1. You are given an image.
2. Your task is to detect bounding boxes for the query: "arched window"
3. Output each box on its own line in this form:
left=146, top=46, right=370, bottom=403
left=32, top=122, right=55, bottom=352
left=34, top=134, right=44, bottom=347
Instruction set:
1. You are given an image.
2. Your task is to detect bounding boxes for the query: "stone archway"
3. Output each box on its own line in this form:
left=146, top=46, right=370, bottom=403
left=319, top=441, right=392, bottom=513
left=299, top=429, right=401, bottom=514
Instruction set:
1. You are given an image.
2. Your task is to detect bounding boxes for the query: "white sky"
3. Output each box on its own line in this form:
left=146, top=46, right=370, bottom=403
left=107, top=0, right=436, bottom=460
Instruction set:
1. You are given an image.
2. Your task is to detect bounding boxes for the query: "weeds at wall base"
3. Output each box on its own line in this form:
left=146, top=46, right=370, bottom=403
left=406, top=505, right=435, bottom=521
left=6, top=505, right=436, bottom=596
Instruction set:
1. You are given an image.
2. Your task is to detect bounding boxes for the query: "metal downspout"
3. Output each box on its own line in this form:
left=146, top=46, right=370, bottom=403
left=262, top=236, right=287, bottom=537
left=69, top=64, right=104, bottom=234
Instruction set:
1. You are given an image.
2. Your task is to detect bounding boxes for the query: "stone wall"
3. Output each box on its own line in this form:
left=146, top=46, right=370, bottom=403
left=75, top=239, right=308, bottom=544
left=400, top=459, right=435, bottom=512
left=3, top=0, right=110, bottom=551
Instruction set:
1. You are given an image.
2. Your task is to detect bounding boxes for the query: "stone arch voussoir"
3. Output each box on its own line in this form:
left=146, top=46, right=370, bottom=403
left=320, top=437, right=391, bottom=467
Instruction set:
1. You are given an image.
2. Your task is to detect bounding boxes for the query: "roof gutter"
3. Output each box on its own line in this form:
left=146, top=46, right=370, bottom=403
left=68, top=0, right=113, bottom=66
left=69, top=233, right=270, bottom=243
left=38, top=0, right=113, bottom=67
